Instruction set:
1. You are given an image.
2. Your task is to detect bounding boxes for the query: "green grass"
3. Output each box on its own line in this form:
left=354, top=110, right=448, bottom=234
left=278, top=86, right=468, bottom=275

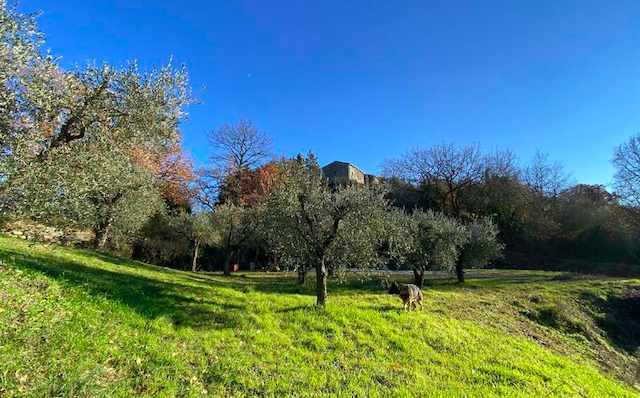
left=0, top=235, right=639, bottom=397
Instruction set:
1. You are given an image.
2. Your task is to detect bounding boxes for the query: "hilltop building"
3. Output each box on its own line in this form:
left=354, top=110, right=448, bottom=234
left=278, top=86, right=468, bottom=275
left=322, top=161, right=379, bottom=185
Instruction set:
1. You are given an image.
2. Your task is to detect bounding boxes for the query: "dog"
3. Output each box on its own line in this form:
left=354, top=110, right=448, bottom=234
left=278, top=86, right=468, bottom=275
left=388, top=281, right=423, bottom=311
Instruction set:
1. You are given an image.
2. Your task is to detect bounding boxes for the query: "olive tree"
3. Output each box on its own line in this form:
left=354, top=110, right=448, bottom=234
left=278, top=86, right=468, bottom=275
left=209, top=203, right=259, bottom=276
left=395, top=209, right=468, bottom=287
left=457, top=217, right=504, bottom=282
left=395, top=210, right=503, bottom=285
left=170, top=211, right=219, bottom=272
left=261, top=154, right=393, bottom=305
left=259, top=211, right=313, bottom=283
left=0, top=3, right=194, bottom=248
left=17, top=141, right=165, bottom=249
left=0, top=1, right=71, bottom=196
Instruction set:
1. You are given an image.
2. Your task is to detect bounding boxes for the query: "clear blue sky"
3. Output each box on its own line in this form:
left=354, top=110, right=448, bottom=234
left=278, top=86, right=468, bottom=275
left=20, top=0, right=640, bottom=185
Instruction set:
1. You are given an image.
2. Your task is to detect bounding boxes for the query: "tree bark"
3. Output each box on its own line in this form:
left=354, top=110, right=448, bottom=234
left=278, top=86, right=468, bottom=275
left=192, top=239, right=199, bottom=272
left=93, top=219, right=111, bottom=249
left=91, top=192, right=123, bottom=250
left=316, top=258, right=328, bottom=306
left=413, top=268, right=424, bottom=288
left=297, top=265, right=308, bottom=284
left=223, top=250, right=233, bottom=276
left=455, top=256, right=465, bottom=283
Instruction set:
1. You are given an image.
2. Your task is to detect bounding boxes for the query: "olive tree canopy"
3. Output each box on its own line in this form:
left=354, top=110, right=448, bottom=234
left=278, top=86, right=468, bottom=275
left=261, top=154, right=394, bottom=305
left=393, top=209, right=503, bottom=285
left=0, top=2, right=194, bottom=247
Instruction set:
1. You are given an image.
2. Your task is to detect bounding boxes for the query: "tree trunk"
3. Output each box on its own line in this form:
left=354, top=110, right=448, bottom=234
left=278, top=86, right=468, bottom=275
left=192, top=239, right=199, bottom=272
left=455, top=256, right=465, bottom=283
left=223, top=250, right=233, bottom=276
left=92, top=195, right=121, bottom=250
left=297, top=265, right=308, bottom=284
left=93, top=219, right=111, bottom=249
left=413, top=268, right=424, bottom=288
left=316, top=258, right=328, bottom=306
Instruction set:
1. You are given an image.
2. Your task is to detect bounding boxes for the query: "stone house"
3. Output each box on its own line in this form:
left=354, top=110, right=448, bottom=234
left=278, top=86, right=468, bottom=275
left=322, top=161, right=379, bottom=185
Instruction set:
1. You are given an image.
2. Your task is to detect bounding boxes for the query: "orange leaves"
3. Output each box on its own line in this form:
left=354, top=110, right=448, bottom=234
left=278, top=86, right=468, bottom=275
left=128, top=141, right=196, bottom=207
left=219, top=162, right=280, bottom=207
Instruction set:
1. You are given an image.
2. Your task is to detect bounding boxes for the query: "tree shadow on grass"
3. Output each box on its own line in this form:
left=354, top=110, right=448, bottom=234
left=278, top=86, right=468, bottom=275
left=0, top=248, right=250, bottom=330
left=248, top=276, right=388, bottom=297
left=184, top=268, right=568, bottom=300
left=246, top=271, right=561, bottom=298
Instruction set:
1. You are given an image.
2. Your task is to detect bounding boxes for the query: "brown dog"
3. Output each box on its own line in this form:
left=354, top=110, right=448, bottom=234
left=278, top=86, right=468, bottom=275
left=388, top=281, right=423, bottom=311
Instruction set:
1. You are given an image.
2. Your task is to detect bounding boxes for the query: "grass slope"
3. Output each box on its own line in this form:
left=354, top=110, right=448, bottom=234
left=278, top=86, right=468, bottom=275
left=0, top=235, right=639, bottom=397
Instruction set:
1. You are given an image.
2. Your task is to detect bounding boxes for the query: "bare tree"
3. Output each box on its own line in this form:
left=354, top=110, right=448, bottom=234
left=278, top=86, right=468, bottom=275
left=194, top=167, right=221, bottom=211
left=484, top=148, right=520, bottom=179
left=200, top=118, right=273, bottom=207
left=382, top=142, right=485, bottom=215
left=612, top=133, right=640, bottom=209
left=207, top=118, right=273, bottom=175
left=522, top=150, right=573, bottom=198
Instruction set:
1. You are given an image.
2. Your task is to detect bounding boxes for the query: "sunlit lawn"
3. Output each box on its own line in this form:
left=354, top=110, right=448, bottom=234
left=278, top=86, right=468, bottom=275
left=0, top=235, right=639, bottom=397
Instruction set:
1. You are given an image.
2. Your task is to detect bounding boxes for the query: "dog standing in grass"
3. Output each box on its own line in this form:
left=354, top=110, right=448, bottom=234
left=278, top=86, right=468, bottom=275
left=388, top=281, right=423, bottom=311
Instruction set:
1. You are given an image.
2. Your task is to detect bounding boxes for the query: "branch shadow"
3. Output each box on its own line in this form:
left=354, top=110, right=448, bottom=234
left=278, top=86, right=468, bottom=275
left=0, top=248, right=250, bottom=330
left=244, top=271, right=560, bottom=298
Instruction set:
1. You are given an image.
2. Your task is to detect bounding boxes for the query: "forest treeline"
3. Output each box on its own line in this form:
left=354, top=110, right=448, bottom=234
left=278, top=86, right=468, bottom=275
left=2, top=3, right=640, bottom=304
left=382, top=143, right=640, bottom=275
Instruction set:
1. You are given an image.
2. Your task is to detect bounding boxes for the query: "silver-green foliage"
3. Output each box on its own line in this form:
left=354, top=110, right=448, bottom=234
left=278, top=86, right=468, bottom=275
left=0, top=3, right=193, bottom=246
left=133, top=211, right=219, bottom=269
left=401, top=209, right=468, bottom=272
left=393, top=210, right=502, bottom=278
left=208, top=203, right=255, bottom=248
left=17, top=141, right=164, bottom=247
left=0, top=1, right=60, bottom=138
left=208, top=202, right=259, bottom=274
left=461, top=217, right=504, bottom=268
left=261, top=154, right=394, bottom=303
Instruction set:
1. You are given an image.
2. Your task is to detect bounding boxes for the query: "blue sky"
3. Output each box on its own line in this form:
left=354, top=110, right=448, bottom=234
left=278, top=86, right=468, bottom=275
left=20, top=0, right=640, bottom=185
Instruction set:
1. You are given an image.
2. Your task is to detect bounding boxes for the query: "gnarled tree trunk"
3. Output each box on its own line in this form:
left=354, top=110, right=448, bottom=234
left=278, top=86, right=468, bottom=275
left=413, top=267, right=425, bottom=288
left=455, top=256, right=465, bottom=283
left=223, top=250, right=233, bottom=276
left=192, top=239, right=199, bottom=272
left=316, top=258, right=328, bottom=306
left=297, top=265, right=308, bottom=284
left=93, top=217, right=112, bottom=249
left=91, top=192, right=123, bottom=250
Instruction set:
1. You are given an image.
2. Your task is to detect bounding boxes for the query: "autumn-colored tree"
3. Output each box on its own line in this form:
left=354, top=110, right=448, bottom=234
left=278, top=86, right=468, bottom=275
left=218, top=162, right=279, bottom=208
left=129, top=141, right=196, bottom=208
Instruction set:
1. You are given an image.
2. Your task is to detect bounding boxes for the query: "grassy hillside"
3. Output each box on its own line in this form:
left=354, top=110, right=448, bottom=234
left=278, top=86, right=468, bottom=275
left=0, top=235, right=639, bottom=397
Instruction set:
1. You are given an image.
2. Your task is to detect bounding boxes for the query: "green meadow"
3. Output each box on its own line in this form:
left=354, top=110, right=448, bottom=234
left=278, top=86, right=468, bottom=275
left=1, top=235, right=639, bottom=397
